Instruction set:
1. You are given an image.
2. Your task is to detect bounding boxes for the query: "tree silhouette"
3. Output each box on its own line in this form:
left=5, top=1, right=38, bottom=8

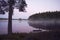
left=0, top=0, right=27, bottom=34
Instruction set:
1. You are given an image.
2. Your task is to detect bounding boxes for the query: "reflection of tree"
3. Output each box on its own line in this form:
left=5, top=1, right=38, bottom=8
left=28, top=20, right=60, bottom=31
left=28, top=21, right=44, bottom=30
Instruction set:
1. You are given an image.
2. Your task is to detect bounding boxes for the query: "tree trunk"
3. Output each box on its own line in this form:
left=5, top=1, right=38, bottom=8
left=8, top=0, right=13, bottom=34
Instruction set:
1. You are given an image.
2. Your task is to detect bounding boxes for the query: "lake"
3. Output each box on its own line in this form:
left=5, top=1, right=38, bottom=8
left=0, top=20, right=37, bottom=34
left=0, top=19, right=60, bottom=34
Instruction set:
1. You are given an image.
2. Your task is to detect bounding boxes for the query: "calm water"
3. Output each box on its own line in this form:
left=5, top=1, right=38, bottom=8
left=0, top=20, right=37, bottom=34
left=0, top=19, right=60, bottom=34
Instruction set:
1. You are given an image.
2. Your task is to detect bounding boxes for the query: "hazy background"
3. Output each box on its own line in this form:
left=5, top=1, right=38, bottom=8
left=0, top=0, right=60, bottom=19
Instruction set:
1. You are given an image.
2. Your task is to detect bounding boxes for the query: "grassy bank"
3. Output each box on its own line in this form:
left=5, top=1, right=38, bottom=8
left=0, top=31, right=60, bottom=40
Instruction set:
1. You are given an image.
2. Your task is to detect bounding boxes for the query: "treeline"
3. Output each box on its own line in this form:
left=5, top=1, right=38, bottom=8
left=0, top=18, right=8, bottom=20
left=28, top=11, right=60, bottom=20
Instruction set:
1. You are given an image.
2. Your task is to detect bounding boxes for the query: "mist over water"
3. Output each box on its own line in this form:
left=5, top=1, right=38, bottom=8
left=28, top=19, right=60, bottom=30
left=0, top=19, right=60, bottom=34
left=0, top=20, right=37, bottom=34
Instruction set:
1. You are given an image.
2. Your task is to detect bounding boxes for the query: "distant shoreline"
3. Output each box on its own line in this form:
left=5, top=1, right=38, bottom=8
left=0, top=18, right=28, bottom=20
left=28, top=11, right=60, bottom=21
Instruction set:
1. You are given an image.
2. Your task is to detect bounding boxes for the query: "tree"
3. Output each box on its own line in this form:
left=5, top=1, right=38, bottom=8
left=0, top=0, right=27, bottom=34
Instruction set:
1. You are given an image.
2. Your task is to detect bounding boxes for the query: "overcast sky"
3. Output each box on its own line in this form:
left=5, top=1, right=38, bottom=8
left=0, top=0, right=60, bottom=19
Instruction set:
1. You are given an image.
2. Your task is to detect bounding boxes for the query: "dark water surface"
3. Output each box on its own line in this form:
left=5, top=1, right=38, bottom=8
left=0, top=20, right=37, bottom=34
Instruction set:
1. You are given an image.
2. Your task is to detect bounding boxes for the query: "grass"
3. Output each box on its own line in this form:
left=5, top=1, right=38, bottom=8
left=0, top=33, right=28, bottom=40
left=0, top=31, right=60, bottom=40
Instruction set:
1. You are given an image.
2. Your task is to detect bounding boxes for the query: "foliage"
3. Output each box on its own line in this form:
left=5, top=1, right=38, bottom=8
left=0, top=0, right=27, bottom=14
left=28, top=11, right=60, bottom=20
left=28, top=11, right=60, bottom=31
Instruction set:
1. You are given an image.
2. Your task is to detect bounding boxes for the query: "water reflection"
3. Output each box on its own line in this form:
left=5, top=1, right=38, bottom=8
left=28, top=19, right=60, bottom=31
left=0, top=20, right=37, bottom=34
left=12, top=20, right=36, bottom=33
left=0, top=19, right=60, bottom=34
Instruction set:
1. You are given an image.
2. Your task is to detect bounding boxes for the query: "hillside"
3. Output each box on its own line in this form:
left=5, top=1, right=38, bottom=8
left=28, top=11, right=60, bottom=20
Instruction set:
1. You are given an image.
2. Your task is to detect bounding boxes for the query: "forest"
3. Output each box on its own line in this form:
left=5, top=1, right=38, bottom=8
left=28, top=11, right=60, bottom=20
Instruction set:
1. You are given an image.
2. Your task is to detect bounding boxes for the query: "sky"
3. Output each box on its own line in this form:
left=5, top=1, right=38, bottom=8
left=0, top=0, right=60, bottom=19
